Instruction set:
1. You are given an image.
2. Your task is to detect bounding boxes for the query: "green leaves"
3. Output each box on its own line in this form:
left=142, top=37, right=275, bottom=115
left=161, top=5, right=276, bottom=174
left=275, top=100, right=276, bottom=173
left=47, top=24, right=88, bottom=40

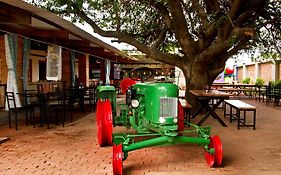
left=27, top=0, right=280, bottom=60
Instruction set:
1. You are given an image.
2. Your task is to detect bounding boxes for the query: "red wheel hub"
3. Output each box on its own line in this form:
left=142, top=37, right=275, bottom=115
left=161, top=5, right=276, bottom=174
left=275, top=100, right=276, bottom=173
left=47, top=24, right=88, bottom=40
left=113, top=144, right=123, bottom=175
left=205, top=135, right=223, bottom=167
left=177, top=100, right=185, bottom=136
left=96, top=99, right=113, bottom=146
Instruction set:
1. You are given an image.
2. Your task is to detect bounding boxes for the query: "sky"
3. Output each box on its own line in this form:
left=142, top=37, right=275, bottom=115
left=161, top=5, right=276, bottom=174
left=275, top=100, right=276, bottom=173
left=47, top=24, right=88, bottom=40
left=74, top=22, right=134, bottom=51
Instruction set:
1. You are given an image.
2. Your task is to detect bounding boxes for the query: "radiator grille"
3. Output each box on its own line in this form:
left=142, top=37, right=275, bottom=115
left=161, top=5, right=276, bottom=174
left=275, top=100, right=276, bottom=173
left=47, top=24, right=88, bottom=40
left=159, top=97, right=178, bottom=118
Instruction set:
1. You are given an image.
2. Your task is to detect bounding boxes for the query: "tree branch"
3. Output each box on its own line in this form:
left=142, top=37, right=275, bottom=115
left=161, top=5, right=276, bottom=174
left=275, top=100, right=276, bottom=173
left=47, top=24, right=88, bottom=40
left=168, top=0, right=197, bottom=55
left=203, top=0, right=220, bottom=13
left=226, top=39, right=248, bottom=58
left=153, top=2, right=173, bottom=29
left=219, top=0, right=244, bottom=40
left=76, top=9, right=182, bottom=66
left=197, top=42, right=226, bottom=63
left=229, top=0, right=245, bottom=19
left=151, top=29, right=167, bottom=49
left=183, top=1, right=199, bottom=38
left=191, top=0, right=210, bottom=29
left=233, top=27, right=255, bottom=37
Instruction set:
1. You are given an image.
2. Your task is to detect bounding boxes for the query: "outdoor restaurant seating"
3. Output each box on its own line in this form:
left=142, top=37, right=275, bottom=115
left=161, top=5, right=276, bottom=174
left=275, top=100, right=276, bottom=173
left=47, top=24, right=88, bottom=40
left=273, top=87, right=281, bottom=106
left=265, top=85, right=281, bottom=106
left=265, top=85, right=275, bottom=105
left=5, top=92, right=26, bottom=130
left=45, top=92, right=65, bottom=128
left=41, top=90, right=77, bottom=128
left=83, top=87, right=96, bottom=112
left=13, top=87, right=77, bottom=129
left=23, top=89, right=41, bottom=128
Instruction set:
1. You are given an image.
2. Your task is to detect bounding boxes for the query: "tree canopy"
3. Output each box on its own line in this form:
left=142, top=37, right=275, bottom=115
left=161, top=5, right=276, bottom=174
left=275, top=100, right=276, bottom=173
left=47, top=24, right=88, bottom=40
left=28, top=0, right=280, bottom=89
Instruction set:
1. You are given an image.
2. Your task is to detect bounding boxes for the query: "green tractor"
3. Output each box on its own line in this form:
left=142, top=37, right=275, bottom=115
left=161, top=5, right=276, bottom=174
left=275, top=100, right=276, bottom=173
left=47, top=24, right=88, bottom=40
left=96, top=72, right=223, bottom=175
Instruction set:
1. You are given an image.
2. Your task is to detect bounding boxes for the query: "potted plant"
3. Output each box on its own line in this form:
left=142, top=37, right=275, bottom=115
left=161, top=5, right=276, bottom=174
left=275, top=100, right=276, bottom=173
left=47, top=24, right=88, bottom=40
left=242, top=77, right=251, bottom=84
left=255, top=78, right=265, bottom=87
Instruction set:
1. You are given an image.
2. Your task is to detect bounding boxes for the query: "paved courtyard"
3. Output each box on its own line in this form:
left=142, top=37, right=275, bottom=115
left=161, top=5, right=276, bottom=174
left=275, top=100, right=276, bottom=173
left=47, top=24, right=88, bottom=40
left=0, top=98, right=281, bottom=175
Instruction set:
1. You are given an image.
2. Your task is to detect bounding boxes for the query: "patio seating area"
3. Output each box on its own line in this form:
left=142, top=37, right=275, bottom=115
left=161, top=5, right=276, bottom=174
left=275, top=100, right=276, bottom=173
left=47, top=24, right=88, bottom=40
left=3, top=86, right=96, bottom=131
left=1, top=97, right=281, bottom=175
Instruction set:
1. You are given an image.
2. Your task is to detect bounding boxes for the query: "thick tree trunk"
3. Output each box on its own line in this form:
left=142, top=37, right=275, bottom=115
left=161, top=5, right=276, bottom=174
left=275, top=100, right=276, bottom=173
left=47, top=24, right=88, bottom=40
left=181, top=63, right=212, bottom=113
left=183, top=64, right=209, bottom=93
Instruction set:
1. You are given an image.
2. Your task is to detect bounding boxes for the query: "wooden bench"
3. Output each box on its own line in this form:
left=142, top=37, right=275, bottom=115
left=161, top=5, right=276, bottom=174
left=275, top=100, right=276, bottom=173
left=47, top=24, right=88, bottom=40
left=179, top=98, right=192, bottom=124
left=224, top=100, right=256, bottom=130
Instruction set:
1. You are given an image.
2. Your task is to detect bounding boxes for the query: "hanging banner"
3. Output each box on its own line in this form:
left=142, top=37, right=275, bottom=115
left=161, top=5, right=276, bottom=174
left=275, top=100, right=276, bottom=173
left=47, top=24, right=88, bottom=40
left=113, top=64, right=121, bottom=80
left=105, top=60, right=111, bottom=85
left=46, top=45, right=62, bottom=81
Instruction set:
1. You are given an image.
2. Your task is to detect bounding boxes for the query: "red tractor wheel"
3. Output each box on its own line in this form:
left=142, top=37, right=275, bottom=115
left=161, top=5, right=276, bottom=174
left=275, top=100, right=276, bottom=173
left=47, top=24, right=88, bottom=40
left=113, top=144, right=123, bottom=175
left=177, top=100, right=185, bottom=136
left=120, top=78, right=136, bottom=94
left=96, top=99, right=113, bottom=146
left=104, top=99, right=113, bottom=145
left=205, top=135, right=223, bottom=167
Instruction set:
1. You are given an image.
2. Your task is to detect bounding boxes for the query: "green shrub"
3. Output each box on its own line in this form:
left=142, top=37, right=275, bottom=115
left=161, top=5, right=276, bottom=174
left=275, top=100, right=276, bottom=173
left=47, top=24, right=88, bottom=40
left=274, top=80, right=281, bottom=88
left=242, top=77, right=251, bottom=84
left=269, top=80, right=275, bottom=86
left=254, top=78, right=265, bottom=86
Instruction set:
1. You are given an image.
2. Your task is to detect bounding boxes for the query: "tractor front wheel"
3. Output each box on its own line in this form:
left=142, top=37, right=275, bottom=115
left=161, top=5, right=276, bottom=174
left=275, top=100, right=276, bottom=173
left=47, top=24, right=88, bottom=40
left=205, top=135, right=223, bottom=167
left=96, top=99, right=113, bottom=146
left=113, top=144, right=123, bottom=175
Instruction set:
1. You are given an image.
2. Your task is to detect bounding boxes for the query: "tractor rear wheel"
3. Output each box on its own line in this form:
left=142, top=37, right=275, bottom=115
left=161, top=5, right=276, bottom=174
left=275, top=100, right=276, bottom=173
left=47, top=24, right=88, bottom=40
left=113, top=144, right=123, bottom=175
left=205, top=135, right=223, bottom=167
left=96, top=99, right=113, bottom=146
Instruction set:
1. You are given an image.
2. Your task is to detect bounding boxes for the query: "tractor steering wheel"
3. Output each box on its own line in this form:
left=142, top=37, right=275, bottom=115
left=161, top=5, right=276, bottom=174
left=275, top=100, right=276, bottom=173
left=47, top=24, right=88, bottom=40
left=129, top=67, right=155, bottom=82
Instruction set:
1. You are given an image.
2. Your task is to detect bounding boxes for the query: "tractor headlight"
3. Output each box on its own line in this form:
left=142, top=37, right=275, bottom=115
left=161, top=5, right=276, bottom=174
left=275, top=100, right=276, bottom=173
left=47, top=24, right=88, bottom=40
left=173, top=118, right=178, bottom=123
left=131, top=99, right=139, bottom=108
left=159, top=117, right=166, bottom=123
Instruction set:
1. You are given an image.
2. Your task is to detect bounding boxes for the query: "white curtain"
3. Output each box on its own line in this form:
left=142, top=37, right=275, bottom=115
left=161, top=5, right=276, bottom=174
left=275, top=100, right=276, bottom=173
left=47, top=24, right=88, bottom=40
left=5, top=34, right=21, bottom=109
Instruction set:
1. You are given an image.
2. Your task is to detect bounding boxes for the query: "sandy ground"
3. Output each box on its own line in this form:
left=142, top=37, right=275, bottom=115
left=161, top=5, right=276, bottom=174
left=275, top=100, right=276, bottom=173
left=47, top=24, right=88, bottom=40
left=0, top=98, right=281, bottom=175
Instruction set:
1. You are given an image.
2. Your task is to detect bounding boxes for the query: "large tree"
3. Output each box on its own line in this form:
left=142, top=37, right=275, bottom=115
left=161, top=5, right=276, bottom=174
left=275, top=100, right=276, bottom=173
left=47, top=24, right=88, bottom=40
left=29, top=0, right=280, bottom=92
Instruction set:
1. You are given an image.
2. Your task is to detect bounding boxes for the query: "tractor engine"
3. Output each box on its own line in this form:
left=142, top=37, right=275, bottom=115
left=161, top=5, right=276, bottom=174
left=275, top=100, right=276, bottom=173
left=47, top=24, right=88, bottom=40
left=124, top=82, right=182, bottom=136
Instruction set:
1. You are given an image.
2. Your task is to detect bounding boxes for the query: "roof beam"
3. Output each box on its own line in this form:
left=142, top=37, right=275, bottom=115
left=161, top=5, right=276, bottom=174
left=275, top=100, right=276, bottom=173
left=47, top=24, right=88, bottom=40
left=0, top=2, right=31, bottom=26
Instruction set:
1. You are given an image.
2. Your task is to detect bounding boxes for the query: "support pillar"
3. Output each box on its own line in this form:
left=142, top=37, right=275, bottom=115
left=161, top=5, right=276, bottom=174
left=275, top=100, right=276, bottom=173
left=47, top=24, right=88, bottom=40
left=254, top=62, right=260, bottom=82
left=78, top=54, right=89, bottom=87
left=62, top=49, right=71, bottom=88
left=271, top=62, right=279, bottom=81
left=242, top=63, right=247, bottom=79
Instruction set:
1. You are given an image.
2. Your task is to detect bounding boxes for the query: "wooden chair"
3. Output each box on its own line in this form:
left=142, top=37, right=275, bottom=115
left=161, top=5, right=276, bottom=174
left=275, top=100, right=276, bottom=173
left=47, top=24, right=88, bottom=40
left=84, top=87, right=96, bottom=112
left=5, top=92, right=26, bottom=130
left=265, top=85, right=275, bottom=105
left=273, top=87, right=281, bottom=106
left=37, top=93, right=50, bottom=129
left=24, top=89, right=40, bottom=127
left=44, top=92, right=64, bottom=128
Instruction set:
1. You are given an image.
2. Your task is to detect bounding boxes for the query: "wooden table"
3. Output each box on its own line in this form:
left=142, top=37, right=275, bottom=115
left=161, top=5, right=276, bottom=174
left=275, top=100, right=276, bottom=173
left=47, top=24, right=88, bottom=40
left=189, top=90, right=230, bottom=127
left=212, top=83, right=264, bottom=101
